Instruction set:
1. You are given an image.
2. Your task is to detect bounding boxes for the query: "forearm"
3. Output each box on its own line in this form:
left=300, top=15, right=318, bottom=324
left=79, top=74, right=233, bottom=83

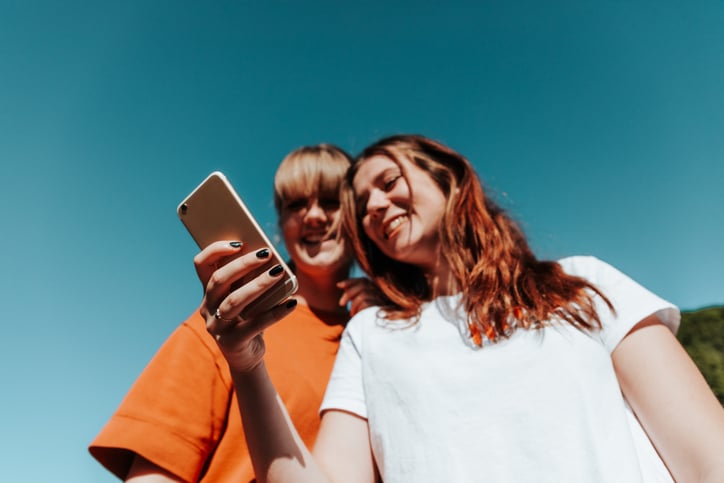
left=232, top=362, right=329, bottom=483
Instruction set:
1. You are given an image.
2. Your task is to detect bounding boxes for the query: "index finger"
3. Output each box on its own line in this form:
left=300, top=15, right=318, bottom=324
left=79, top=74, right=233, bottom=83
left=194, top=240, right=244, bottom=286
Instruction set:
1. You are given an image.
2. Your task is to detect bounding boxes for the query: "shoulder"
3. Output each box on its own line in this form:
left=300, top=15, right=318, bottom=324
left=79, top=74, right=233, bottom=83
left=556, top=255, right=672, bottom=309
left=345, top=305, right=381, bottom=332
left=556, top=255, right=640, bottom=296
left=557, top=255, right=617, bottom=281
left=338, top=305, right=382, bottom=349
left=558, top=255, right=680, bottom=347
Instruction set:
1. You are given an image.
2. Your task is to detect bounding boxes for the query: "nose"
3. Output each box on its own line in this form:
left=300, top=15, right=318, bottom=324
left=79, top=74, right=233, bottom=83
left=303, top=199, right=328, bottom=224
left=365, top=188, right=389, bottom=217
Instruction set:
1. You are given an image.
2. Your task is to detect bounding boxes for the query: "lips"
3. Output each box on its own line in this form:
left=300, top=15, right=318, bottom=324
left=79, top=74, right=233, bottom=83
left=383, top=215, right=408, bottom=239
left=302, top=230, right=335, bottom=244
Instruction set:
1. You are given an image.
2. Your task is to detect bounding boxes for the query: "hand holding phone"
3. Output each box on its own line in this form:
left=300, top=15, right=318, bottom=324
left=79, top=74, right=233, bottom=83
left=178, top=171, right=298, bottom=319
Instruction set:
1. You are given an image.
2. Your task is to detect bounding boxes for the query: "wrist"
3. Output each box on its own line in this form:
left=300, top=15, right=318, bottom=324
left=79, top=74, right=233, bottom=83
left=231, top=359, right=267, bottom=384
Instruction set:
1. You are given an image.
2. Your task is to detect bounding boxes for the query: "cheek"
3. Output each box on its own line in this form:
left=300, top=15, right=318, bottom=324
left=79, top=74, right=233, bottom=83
left=328, top=209, right=342, bottom=224
left=279, top=218, right=300, bottom=240
left=332, top=238, right=353, bottom=260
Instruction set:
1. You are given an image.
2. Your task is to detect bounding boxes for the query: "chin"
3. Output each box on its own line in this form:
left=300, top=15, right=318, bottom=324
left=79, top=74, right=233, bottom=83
left=299, top=249, right=348, bottom=267
left=298, top=260, right=350, bottom=278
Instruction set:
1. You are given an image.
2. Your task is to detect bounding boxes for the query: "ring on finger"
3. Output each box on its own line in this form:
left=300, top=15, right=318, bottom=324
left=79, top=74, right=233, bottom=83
left=214, top=308, right=236, bottom=323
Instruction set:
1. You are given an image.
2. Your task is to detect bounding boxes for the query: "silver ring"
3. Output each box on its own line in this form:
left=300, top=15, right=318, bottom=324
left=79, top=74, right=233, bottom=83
left=214, top=308, right=234, bottom=323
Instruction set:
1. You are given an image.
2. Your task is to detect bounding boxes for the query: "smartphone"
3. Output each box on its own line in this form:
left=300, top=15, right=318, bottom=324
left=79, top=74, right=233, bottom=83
left=177, top=171, right=298, bottom=319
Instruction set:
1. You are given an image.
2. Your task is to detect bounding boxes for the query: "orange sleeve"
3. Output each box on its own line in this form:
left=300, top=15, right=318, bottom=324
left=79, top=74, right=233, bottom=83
left=88, top=312, right=232, bottom=482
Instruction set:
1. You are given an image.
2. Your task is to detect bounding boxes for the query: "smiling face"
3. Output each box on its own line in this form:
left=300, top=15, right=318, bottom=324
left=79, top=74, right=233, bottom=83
left=274, top=145, right=354, bottom=280
left=352, top=154, right=448, bottom=273
left=279, top=194, right=351, bottom=277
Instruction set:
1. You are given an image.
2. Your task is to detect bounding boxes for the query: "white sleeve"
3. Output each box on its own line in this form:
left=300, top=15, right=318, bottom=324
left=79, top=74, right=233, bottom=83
left=319, top=310, right=370, bottom=418
left=559, top=256, right=680, bottom=353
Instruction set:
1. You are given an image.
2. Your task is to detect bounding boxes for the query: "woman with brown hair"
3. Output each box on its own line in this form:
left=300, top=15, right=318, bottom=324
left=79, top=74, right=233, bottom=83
left=203, top=135, right=724, bottom=482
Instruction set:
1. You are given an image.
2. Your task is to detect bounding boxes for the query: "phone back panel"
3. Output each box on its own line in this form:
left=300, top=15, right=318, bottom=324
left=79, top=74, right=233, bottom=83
left=178, top=171, right=297, bottom=318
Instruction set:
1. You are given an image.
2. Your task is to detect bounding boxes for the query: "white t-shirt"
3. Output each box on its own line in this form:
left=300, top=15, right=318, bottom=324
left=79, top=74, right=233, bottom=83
left=321, top=256, right=679, bottom=482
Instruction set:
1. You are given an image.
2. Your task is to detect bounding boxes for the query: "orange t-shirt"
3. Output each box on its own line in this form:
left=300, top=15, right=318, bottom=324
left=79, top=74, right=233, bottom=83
left=89, top=304, right=346, bottom=482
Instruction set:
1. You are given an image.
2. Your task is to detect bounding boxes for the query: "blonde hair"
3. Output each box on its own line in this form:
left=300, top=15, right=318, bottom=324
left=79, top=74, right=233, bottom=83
left=274, top=144, right=352, bottom=214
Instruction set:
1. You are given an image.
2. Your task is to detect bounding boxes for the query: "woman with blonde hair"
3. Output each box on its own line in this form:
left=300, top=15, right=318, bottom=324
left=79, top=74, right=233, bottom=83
left=90, top=143, right=375, bottom=482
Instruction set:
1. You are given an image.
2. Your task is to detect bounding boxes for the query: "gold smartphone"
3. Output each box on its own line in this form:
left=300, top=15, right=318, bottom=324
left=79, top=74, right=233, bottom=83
left=177, top=171, right=298, bottom=319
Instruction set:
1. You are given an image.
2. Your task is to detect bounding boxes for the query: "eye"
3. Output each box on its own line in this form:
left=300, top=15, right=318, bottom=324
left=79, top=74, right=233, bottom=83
left=319, top=198, right=340, bottom=210
left=383, top=175, right=401, bottom=192
left=285, top=199, right=308, bottom=212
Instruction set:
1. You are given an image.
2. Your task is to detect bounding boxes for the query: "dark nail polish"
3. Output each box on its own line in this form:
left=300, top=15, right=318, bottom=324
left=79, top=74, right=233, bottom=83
left=230, top=241, right=242, bottom=248
left=268, top=264, right=283, bottom=276
left=256, top=248, right=270, bottom=258
left=285, top=299, right=298, bottom=309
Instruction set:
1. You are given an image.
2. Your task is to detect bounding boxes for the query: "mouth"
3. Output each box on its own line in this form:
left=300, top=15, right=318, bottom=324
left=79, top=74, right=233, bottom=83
left=383, top=215, right=408, bottom=239
left=302, top=230, right=335, bottom=245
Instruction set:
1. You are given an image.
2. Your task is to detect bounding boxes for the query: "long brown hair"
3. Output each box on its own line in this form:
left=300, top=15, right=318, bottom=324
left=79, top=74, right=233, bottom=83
left=341, top=134, right=612, bottom=346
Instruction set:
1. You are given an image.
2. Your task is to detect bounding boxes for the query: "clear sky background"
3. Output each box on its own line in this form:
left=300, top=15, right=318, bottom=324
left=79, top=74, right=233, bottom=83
left=1, top=1, right=722, bottom=481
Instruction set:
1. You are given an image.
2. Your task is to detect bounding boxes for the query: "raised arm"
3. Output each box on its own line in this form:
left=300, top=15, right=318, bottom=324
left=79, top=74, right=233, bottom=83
left=196, top=241, right=377, bottom=483
left=230, top=364, right=377, bottom=483
left=229, top=362, right=327, bottom=482
left=613, top=315, right=724, bottom=483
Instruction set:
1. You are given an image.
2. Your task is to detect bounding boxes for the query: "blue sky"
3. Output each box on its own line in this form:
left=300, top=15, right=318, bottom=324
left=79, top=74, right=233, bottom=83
left=1, top=1, right=722, bottom=481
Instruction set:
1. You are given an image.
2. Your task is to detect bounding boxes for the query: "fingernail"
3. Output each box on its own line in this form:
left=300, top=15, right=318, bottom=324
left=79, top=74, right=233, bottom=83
left=256, top=248, right=270, bottom=258
left=268, top=264, right=283, bottom=276
left=230, top=241, right=242, bottom=248
left=285, top=299, right=298, bottom=309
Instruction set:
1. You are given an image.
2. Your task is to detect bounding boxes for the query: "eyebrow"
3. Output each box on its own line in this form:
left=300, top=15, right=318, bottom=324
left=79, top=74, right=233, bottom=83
left=353, top=166, right=401, bottom=211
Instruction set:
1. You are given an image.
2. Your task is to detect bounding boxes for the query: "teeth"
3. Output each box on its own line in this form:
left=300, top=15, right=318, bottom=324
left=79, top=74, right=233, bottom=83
left=302, top=232, right=325, bottom=242
left=385, top=216, right=407, bottom=236
left=388, top=217, right=404, bottom=230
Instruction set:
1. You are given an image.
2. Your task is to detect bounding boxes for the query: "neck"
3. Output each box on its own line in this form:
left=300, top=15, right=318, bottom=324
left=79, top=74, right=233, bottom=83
left=425, top=258, right=459, bottom=298
left=293, top=266, right=350, bottom=315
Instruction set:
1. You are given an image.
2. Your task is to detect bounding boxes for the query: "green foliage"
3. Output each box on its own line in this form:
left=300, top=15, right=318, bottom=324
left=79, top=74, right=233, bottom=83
left=677, top=306, right=724, bottom=405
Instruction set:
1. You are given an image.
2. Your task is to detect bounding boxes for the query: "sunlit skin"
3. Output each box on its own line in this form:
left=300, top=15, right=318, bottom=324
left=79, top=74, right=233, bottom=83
left=353, top=154, right=456, bottom=294
left=279, top=195, right=351, bottom=281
